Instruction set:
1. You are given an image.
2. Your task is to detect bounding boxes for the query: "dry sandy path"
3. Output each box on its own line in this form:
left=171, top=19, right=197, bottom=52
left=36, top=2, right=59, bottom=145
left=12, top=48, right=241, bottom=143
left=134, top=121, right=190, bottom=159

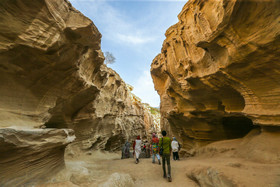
left=39, top=150, right=280, bottom=187
left=94, top=155, right=198, bottom=186
left=46, top=151, right=198, bottom=186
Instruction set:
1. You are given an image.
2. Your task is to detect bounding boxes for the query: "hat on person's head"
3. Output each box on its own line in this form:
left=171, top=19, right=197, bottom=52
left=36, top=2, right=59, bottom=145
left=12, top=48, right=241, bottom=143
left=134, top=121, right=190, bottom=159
left=137, top=135, right=140, bottom=140
left=173, top=137, right=176, bottom=141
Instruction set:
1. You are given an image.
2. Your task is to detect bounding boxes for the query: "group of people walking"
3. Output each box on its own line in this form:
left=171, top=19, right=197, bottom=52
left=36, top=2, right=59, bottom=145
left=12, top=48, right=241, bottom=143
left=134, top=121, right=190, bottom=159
left=122, top=131, right=180, bottom=182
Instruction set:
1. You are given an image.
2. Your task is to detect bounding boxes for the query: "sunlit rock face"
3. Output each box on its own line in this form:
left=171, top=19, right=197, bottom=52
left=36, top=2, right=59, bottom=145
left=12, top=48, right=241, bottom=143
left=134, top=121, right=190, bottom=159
left=151, top=0, right=280, bottom=150
left=0, top=0, right=155, bottom=185
left=0, top=0, right=103, bottom=129
left=68, top=75, right=157, bottom=152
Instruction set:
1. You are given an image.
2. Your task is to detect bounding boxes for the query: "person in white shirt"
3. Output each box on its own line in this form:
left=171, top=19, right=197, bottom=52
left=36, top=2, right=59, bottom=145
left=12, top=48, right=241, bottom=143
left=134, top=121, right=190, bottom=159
left=171, top=137, right=180, bottom=161
left=133, top=135, right=142, bottom=164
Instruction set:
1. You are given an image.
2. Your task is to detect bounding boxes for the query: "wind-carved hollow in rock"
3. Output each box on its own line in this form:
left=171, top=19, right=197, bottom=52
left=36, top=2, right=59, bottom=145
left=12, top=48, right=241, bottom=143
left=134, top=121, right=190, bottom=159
left=151, top=0, right=280, bottom=144
left=222, top=116, right=254, bottom=139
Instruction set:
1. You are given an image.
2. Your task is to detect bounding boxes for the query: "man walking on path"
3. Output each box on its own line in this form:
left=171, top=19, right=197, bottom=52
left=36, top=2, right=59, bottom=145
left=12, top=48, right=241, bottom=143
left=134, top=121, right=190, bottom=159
left=151, top=133, right=161, bottom=165
left=133, top=135, right=142, bottom=164
left=171, top=137, right=180, bottom=161
left=159, top=130, right=172, bottom=182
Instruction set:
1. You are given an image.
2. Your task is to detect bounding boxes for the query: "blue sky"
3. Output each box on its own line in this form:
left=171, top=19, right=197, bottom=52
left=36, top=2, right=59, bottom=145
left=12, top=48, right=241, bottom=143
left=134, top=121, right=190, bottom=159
left=69, top=0, right=186, bottom=107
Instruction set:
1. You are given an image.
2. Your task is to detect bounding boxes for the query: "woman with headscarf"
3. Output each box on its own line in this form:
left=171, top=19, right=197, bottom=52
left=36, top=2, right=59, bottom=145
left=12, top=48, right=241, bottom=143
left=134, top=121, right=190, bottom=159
left=121, top=141, right=130, bottom=159
left=151, top=133, right=161, bottom=164
left=171, top=137, right=179, bottom=161
left=133, top=135, right=142, bottom=164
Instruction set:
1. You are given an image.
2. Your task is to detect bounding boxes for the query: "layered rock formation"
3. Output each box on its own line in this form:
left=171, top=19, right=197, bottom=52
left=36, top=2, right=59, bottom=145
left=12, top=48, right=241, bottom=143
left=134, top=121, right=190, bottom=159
left=0, top=0, right=156, bottom=185
left=0, top=128, right=75, bottom=186
left=151, top=1, right=280, bottom=185
left=151, top=0, right=280, bottom=150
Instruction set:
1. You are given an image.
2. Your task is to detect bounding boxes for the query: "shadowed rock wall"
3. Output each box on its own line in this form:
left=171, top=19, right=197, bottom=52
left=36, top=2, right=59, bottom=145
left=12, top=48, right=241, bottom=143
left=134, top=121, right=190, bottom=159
left=151, top=0, right=280, bottom=151
left=0, top=0, right=156, bottom=185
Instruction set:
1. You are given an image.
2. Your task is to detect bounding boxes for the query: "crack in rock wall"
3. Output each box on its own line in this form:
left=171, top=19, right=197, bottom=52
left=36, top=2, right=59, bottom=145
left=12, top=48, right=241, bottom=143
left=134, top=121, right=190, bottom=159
left=151, top=0, right=280, bottom=151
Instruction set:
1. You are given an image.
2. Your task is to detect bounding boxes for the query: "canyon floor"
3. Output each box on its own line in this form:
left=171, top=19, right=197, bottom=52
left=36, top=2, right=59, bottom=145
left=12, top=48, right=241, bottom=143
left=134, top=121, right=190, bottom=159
left=40, top=150, right=197, bottom=187
left=38, top=147, right=280, bottom=187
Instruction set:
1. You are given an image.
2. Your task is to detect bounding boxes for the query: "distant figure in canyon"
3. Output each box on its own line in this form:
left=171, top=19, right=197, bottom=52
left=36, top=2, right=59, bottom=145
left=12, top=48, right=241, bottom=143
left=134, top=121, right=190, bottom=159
left=171, top=137, right=180, bottom=161
left=151, top=133, right=161, bottom=165
left=133, top=136, right=142, bottom=164
left=144, top=140, right=151, bottom=158
left=121, top=141, right=130, bottom=159
left=159, top=131, right=172, bottom=182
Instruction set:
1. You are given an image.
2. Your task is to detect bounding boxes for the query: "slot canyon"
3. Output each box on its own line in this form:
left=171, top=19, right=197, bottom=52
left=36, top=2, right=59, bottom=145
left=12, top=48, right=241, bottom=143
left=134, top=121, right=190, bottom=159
left=0, top=0, right=279, bottom=186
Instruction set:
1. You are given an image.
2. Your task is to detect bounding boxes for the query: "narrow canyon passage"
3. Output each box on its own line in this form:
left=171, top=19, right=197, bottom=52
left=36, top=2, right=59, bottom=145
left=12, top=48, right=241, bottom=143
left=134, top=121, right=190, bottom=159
left=1, top=0, right=280, bottom=186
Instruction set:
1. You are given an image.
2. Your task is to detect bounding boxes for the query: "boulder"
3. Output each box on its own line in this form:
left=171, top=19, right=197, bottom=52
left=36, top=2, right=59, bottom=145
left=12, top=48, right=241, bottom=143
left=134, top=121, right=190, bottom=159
left=0, top=128, right=75, bottom=186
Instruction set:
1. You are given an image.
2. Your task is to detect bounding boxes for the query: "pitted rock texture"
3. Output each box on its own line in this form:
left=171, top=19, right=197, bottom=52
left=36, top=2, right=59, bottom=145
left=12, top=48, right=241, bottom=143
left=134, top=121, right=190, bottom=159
left=0, top=128, right=75, bottom=186
left=0, top=0, right=155, bottom=149
left=0, top=0, right=103, bottom=128
left=151, top=0, right=280, bottom=150
left=0, top=0, right=156, bottom=185
left=66, top=71, right=157, bottom=152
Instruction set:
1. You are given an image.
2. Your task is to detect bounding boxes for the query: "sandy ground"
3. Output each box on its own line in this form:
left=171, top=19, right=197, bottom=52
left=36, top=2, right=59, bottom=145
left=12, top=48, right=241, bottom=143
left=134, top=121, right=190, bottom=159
left=38, top=148, right=280, bottom=187
left=39, top=151, right=197, bottom=187
left=90, top=154, right=198, bottom=187
left=39, top=130, right=280, bottom=187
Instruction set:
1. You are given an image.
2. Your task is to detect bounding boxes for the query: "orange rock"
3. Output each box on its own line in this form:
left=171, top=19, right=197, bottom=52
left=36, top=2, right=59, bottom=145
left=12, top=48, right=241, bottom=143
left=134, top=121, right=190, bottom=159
left=151, top=0, right=280, bottom=149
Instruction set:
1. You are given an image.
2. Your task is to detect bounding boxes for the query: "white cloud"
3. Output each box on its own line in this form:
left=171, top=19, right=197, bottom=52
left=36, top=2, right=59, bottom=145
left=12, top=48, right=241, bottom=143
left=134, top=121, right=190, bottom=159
left=117, top=33, right=154, bottom=45
left=68, top=0, right=185, bottom=107
left=70, top=0, right=158, bottom=46
left=132, top=70, right=160, bottom=107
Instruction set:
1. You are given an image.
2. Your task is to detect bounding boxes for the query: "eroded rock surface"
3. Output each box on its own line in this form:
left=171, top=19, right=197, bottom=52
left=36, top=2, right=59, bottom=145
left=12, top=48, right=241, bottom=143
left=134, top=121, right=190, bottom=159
left=186, top=127, right=280, bottom=187
left=0, top=128, right=75, bottom=186
left=151, top=0, right=280, bottom=186
left=0, top=0, right=157, bottom=185
left=151, top=0, right=280, bottom=150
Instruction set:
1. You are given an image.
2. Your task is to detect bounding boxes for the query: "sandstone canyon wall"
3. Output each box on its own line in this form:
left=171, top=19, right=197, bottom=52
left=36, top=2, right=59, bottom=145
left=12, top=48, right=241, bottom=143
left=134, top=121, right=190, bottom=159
left=151, top=0, right=280, bottom=152
left=0, top=0, right=155, bottom=185
left=151, top=1, right=280, bottom=185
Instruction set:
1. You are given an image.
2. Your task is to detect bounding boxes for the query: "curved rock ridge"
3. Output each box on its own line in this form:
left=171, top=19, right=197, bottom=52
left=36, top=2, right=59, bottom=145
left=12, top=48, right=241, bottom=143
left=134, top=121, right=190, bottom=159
left=151, top=0, right=280, bottom=150
left=0, top=0, right=157, bottom=148
left=0, top=128, right=75, bottom=186
left=0, top=0, right=158, bottom=185
left=0, top=0, right=103, bottom=128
